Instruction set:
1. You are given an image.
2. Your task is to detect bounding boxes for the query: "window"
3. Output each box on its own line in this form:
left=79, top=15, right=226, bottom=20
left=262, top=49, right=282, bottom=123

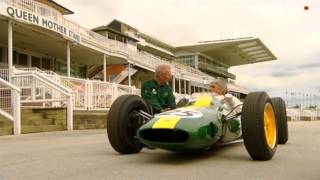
left=0, top=47, right=3, bottom=63
left=78, top=66, right=86, bottom=78
left=13, top=51, right=17, bottom=65
left=177, top=55, right=195, bottom=67
left=108, top=33, right=115, bottom=40
left=54, top=60, right=66, bottom=75
left=32, top=56, right=41, bottom=68
left=42, top=58, right=51, bottom=70
left=116, top=35, right=123, bottom=42
left=18, top=53, right=28, bottom=66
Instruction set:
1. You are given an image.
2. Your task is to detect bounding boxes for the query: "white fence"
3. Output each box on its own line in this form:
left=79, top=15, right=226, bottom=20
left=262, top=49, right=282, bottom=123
left=0, top=78, right=21, bottom=135
left=1, top=68, right=141, bottom=110
left=287, top=108, right=320, bottom=121
left=0, top=67, right=191, bottom=117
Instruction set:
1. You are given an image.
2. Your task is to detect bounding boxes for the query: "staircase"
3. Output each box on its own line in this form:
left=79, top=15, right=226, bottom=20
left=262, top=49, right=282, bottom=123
left=0, top=108, right=109, bottom=136
left=0, top=114, right=13, bottom=135
left=89, top=65, right=138, bottom=84
left=0, top=108, right=67, bottom=135
left=87, top=65, right=103, bottom=79
left=21, top=108, right=67, bottom=134
left=111, top=66, right=138, bottom=84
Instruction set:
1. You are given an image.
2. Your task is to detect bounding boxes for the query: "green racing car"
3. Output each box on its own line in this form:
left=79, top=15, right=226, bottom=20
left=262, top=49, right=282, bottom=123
left=106, top=92, right=288, bottom=160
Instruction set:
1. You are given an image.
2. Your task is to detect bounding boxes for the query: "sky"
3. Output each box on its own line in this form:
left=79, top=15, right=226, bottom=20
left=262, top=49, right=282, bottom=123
left=56, top=0, right=320, bottom=106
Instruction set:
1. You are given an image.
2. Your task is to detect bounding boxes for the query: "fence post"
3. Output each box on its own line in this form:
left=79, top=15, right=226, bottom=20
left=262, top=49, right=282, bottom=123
left=67, top=96, right=73, bottom=131
left=85, top=80, right=89, bottom=110
left=111, top=83, right=117, bottom=104
left=86, top=80, right=93, bottom=111
left=13, top=90, right=21, bottom=135
left=31, top=76, right=36, bottom=101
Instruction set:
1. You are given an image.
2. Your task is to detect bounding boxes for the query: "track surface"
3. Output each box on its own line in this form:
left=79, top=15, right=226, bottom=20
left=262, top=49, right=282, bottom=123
left=0, top=121, right=319, bottom=180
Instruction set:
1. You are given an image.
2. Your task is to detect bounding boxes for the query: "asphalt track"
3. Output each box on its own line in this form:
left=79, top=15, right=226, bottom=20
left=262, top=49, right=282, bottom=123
left=0, top=121, right=319, bottom=180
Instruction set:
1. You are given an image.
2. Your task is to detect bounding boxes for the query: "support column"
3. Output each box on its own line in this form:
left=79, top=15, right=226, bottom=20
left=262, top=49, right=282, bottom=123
left=172, top=75, right=175, bottom=93
left=27, top=54, right=32, bottom=67
left=128, top=63, right=131, bottom=86
left=103, top=54, right=107, bottom=82
left=66, top=41, right=70, bottom=77
left=195, top=55, right=199, bottom=69
left=184, top=79, right=187, bottom=95
left=178, top=76, right=181, bottom=94
left=188, top=80, right=192, bottom=95
left=8, top=20, right=13, bottom=81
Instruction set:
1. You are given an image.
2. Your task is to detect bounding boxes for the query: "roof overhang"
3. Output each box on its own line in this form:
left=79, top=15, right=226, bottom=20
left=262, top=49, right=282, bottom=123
left=35, top=0, right=74, bottom=15
left=176, top=37, right=277, bottom=67
left=139, top=32, right=176, bottom=52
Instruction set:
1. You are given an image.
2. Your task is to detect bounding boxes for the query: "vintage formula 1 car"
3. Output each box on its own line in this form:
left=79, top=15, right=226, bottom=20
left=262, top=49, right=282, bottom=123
left=106, top=92, right=288, bottom=160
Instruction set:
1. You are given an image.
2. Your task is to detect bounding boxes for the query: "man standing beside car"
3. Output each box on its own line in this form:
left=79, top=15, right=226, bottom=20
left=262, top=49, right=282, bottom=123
left=141, top=64, right=176, bottom=113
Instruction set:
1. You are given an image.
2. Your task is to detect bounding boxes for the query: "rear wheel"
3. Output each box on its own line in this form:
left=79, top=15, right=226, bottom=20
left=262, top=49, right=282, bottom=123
left=271, top=97, right=288, bottom=144
left=241, top=92, right=278, bottom=160
left=107, top=95, right=150, bottom=154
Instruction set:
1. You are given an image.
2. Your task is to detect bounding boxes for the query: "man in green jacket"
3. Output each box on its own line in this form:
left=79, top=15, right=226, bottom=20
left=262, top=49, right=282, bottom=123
left=141, top=64, right=176, bottom=113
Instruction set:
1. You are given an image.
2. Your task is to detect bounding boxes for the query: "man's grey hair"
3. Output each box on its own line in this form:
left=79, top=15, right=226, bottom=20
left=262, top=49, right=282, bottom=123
left=210, top=79, right=227, bottom=93
left=155, top=64, right=172, bottom=78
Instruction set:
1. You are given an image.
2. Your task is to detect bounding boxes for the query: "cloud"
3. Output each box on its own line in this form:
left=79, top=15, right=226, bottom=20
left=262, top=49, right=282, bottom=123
left=298, top=61, right=320, bottom=69
left=271, top=71, right=296, bottom=77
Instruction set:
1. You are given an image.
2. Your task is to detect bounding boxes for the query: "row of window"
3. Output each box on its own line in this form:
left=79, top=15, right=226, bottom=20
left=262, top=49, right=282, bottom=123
left=198, top=55, right=227, bottom=71
left=176, top=55, right=196, bottom=67
left=0, top=47, right=85, bottom=78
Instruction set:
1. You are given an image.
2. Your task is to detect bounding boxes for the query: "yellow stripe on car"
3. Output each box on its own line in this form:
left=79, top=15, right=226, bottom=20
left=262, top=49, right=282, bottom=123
left=193, top=94, right=213, bottom=107
left=152, top=116, right=181, bottom=129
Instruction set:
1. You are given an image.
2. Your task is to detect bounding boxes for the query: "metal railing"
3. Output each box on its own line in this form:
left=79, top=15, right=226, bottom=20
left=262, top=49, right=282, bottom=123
left=0, top=68, right=9, bottom=81
left=0, top=77, right=21, bottom=135
left=56, top=76, right=88, bottom=110
left=13, top=68, right=193, bottom=111
left=13, top=70, right=74, bottom=130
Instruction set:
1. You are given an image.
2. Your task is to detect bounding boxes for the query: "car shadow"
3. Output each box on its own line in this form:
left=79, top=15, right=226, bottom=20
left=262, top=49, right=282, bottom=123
left=138, top=141, right=252, bottom=165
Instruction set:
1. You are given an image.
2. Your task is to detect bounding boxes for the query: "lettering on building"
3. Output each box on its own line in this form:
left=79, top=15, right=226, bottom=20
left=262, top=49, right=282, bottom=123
left=6, top=6, right=80, bottom=43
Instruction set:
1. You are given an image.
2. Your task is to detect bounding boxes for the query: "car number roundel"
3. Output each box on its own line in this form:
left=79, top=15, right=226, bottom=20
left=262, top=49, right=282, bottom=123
left=155, top=108, right=203, bottom=118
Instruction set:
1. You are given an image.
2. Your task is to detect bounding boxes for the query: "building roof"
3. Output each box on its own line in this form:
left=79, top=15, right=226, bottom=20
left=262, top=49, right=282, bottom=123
left=92, top=26, right=139, bottom=42
left=177, top=37, right=277, bottom=67
left=35, top=0, right=74, bottom=15
left=108, top=19, right=139, bottom=32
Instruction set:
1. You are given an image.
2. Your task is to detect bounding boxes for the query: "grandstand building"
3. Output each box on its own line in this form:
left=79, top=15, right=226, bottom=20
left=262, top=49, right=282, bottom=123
left=0, top=0, right=277, bottom=135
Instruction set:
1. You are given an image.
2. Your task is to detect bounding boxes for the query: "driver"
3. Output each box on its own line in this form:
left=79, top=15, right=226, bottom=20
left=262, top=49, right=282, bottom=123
left=209, top=79, right=242, bottom=114
left=141, top=64, right=176, bottom=113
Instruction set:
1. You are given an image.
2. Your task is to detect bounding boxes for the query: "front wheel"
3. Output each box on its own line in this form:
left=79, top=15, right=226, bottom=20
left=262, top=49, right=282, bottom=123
left=107, top=95, right=150, bottom=154
left=241, top=92, right=278, bottom=160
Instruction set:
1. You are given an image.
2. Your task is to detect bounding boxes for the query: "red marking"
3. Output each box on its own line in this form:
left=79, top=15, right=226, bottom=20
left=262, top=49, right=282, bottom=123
left=304, top=6, right=309, bottom=10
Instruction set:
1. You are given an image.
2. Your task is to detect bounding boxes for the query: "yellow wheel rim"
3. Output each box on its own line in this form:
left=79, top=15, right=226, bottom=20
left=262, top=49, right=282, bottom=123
left=264, top=103, right=277, bottom=148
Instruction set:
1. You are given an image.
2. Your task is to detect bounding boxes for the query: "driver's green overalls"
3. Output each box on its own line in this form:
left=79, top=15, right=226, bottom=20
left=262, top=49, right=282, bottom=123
left=141, top=79, right=176, bottom=113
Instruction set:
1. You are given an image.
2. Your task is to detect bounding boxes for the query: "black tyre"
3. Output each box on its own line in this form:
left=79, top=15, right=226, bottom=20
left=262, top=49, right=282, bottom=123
left=107, top=95, right=149, bottom=154
left=241, top=92, right=278, bottom=160
left=271, top=97, right=288, bottom=144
